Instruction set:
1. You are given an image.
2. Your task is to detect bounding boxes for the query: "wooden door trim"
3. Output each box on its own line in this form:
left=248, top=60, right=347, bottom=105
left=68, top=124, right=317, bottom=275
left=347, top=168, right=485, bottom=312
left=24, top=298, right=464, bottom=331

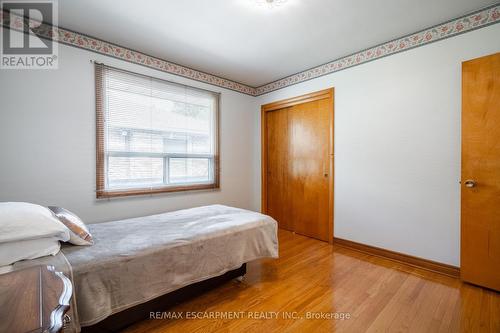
left=261, top=88, right=335, bottom=244
left=262, top=89, right=333, bottom=112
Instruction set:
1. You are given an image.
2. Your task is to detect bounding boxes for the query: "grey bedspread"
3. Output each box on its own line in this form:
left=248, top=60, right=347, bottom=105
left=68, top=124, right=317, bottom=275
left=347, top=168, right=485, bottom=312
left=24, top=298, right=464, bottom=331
left=61, top=205, right=278, bottom=327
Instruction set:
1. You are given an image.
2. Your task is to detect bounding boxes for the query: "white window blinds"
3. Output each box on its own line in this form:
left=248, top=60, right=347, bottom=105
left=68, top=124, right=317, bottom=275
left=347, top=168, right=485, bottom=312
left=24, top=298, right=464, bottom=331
left=95, top=63, right=219, bottom=197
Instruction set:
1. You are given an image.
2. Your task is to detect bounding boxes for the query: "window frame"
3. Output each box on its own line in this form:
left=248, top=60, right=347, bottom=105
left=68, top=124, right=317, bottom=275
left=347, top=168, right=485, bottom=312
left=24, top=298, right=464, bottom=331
left=95, top=63, right=220, bottom=199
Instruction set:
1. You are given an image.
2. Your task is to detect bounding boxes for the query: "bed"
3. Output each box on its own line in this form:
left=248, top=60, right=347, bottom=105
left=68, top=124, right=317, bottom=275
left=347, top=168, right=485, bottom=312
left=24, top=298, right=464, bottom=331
left=11, top=205, right=279, bottom=332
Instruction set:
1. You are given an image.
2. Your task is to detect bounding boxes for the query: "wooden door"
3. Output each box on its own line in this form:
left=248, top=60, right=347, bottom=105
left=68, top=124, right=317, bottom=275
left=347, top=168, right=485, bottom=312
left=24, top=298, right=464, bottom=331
left=266, top=107, right=292, bottom=231
left=288, top=99, right=331, bottom=241
left=263, top=89, right=334, bottom=243
left=461, top=52, right=500, bottom=291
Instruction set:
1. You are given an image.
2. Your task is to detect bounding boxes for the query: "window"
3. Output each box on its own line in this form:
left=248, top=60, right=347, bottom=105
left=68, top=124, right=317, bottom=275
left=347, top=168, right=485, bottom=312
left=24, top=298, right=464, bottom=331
left=95, top=63, right=219, bottom=198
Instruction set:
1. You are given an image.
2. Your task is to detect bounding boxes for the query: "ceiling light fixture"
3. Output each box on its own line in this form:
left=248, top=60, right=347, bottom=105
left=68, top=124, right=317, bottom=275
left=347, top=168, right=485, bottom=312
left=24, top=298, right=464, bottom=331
left=253, top=0, right=288, bottom=9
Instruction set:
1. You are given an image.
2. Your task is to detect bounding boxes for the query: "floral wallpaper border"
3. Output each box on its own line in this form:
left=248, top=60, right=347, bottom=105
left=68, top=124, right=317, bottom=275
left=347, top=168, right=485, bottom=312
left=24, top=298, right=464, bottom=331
left=0, top=10, right=256, bottom=95
left=255, top=4, right=500, bottom=95
left=1, top=4, right=499, bottom=96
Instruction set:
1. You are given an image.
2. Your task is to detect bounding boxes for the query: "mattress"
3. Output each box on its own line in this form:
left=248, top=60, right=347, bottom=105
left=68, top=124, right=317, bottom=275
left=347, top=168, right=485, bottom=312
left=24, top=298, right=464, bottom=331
left=61, top=205, right=278, bottom=327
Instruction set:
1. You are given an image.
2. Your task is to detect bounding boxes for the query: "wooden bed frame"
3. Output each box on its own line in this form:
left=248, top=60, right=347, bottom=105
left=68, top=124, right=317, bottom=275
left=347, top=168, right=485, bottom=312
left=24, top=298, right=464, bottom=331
left=81, top=263, right=246, bottom=333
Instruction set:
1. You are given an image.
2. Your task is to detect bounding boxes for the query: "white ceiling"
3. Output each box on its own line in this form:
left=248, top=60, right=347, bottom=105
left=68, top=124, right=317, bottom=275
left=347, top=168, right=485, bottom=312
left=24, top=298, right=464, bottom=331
left=59, top=0, right=497, bottom=87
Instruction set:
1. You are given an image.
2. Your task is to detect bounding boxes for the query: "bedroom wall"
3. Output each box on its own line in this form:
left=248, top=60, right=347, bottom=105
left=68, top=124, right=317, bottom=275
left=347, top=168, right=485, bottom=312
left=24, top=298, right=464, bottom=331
left=254, top=24, right=500, bottom=266
left=0, top=43, right=258, bottom=223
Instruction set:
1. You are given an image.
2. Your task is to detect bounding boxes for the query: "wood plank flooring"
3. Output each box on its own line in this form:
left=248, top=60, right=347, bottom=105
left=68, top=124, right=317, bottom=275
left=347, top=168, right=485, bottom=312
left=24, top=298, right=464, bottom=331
left=124, top=229, right=500, bottom=333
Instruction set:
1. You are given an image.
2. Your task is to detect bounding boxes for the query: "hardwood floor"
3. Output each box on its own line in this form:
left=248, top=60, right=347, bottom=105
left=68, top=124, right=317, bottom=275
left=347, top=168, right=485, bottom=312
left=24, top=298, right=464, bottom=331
left=125, top=229, right=500, bottom=333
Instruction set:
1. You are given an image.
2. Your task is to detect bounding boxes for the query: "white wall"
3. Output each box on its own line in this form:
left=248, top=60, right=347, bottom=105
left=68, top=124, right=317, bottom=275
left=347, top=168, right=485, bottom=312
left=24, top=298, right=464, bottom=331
left=0, top=43, right=258, bottom=223
left=1, top=24, right=499, bottom=266
left=256, top=24, right=500, bottom=266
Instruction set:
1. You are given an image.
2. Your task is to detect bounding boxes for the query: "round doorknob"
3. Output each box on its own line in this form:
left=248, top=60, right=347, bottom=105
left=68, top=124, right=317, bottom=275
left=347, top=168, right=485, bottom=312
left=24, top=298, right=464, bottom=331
left=464, top=180, right=476, bottom=188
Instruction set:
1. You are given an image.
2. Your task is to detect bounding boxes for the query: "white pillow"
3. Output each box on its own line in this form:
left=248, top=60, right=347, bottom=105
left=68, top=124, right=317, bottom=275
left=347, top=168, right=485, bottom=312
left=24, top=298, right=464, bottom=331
left=0, top=237, right=61, bottom=266
left=0, top=265, right=12, bottom=274
left=0, top=202, right=70, bottom=243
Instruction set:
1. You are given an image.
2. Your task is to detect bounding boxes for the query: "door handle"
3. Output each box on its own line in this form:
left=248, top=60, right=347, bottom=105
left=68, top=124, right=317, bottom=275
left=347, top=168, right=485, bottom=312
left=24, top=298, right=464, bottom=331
left=464, top=179, right=476, bottom=188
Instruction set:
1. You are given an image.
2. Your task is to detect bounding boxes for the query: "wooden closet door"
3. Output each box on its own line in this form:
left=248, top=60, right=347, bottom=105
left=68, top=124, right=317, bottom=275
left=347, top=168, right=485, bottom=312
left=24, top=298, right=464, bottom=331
left=266, top=107, right=293, bottom=231
left=263, top=88, right=333, bottom=243
left=288, top=99, right=331, bottom=242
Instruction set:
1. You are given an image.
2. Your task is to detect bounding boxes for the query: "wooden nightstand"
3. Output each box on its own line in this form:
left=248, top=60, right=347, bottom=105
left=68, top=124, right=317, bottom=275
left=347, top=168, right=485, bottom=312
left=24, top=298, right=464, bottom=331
left=0, top=265, right=72, bottom=333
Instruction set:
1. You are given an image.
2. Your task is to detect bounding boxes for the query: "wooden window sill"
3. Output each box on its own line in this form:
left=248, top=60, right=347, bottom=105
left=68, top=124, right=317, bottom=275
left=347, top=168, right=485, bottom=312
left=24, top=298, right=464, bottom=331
left=96, top=183, right=220, bottom=199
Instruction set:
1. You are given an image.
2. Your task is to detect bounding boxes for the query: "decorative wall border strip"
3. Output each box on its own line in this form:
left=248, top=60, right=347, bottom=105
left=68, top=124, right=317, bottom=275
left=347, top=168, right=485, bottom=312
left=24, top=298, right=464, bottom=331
left=1, top=4, right=499, bottom=97
left=0, top=10, right=257, bottom=96
left=255, top=4, right=500, bottom=96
